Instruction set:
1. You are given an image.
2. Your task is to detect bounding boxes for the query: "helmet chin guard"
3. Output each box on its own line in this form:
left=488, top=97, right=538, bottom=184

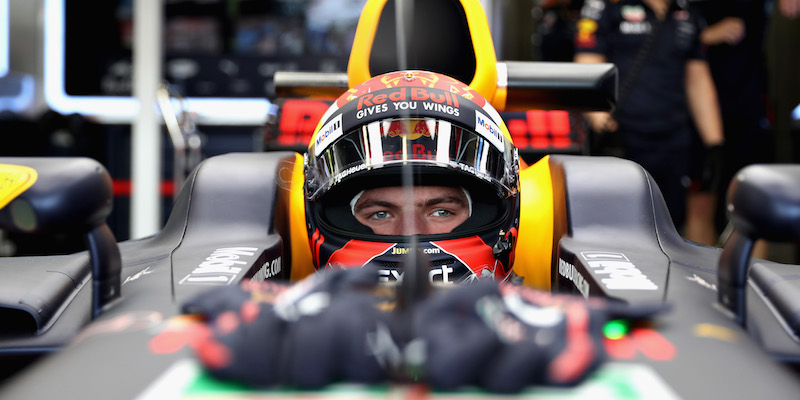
left=305, top=71, right=520, bottom=285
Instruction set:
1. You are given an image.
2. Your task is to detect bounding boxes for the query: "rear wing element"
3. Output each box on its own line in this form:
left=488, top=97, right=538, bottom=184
left=273, top=61, right=617, bottom=113
left=268, top=62, right=616, bottom=157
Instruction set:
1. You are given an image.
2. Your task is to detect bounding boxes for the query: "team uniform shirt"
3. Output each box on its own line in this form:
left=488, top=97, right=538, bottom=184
left=575, top=0, right=707, bottom=135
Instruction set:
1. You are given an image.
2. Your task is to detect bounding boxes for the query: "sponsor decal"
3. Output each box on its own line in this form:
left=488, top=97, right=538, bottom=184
left=332, top=162, right=369, bottom=185
left=380, top=70, right=440, bottom=88
left=356, top=103, right=389, bottom=119
left=622, top=5, right=646, bottom=22
left=620, top=21, right=652, bottom=34
left=475, top=112, right=505, bottom=151
left=381, top=245, right=456, bottom=284
left=428, top=266, right=456, bottom=283
left=123, top=266, right=154, bottom=285
left=675, top=19, right=696, bottom=49
left=673, top=10, right=689, bottom=21
left=336, top=87, right=362, bottom=108
left=582, top=252, right=658, bottom=291
left=179, top=247, right=259, bottom=285
left=576, top=18, right=598, bottom=48
left=454, top=162, right=492, bottom=184
left=559, top=258, right=591, bottom=298
left=456, top=85, right=482, bottom=106
left=391, top=246, right=442, bottom=255
left=378, top=265, right=456, bottom=284
left=687, top=273, right=717, bottom=291
left=420, top=101, right=460, bottom=117
left=384, top=119, right=433, bottom=140
left=326, top=239, right=502, bottom=282
left=434, top=236, right=506, bottom=280
left=0, top=164, right=37, bottom=209
left=381, top=143, right=438, bottom=162
left=250, top=256, right=282, bottom=281
left=335, top=71, right=478, bottom=108
left=312, top=114, right=343, bottom=157
left=354, top=87, right=461, bottom=121
left=581, top=0, right=606, bottom=20
left=693, top=323, right=738, bottom=343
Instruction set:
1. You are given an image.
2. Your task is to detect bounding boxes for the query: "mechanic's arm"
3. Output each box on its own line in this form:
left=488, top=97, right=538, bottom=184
left=574, top=52, right=618, bottom=132
left=780, top=0, right=800, bottom=19
left=685, top=59, right=724, bottom=146
left=700, top=17, right=745, bottom=46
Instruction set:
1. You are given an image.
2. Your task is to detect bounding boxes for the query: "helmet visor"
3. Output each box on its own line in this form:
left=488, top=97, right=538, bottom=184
left=305, top=117, right=518, bottom=200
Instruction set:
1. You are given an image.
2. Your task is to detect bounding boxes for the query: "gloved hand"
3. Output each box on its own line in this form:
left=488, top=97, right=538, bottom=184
left=699, top=143, right=725, bottom=193
left=415, top=282, right=612, bottom=393
left=182, top=268, right=393, bottom=388
left=417, top=282, right=670, bottom=393
left=184, top=269, right=668, bottom=392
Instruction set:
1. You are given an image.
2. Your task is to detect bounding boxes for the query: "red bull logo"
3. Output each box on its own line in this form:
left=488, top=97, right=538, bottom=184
left=577, top=18, right=598, bottom=48
left=384, top=120, right=432, bottom=140
left=381, top=120, right=437, bottom=161
left=356, top=87, right=461, bottom=111
left=335, top=71, right=483, bottom=108
left=382, top=144, right=437, bottom=161
left=380, top=71, right=441, bottom=88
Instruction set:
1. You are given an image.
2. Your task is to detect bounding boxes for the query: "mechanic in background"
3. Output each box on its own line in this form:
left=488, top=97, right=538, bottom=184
left=574, top=0, right=724, bottom=231
left=766, top=0, right=800, bottom=165
left=685, top=0, right=773, bottom=250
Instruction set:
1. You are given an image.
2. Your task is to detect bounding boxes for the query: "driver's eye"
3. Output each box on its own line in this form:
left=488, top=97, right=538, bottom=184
left=431, top=209, right=452, bottom=217
left=372, top=211, right=392, bottom=220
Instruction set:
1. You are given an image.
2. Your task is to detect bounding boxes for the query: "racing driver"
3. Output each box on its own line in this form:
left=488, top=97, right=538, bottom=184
left=182, top=71, right=667, bottom=392
left=303, top=70, right=522, bottom=285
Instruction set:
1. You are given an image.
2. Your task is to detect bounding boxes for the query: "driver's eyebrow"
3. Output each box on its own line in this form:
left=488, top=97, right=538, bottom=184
left=353, top=199, right=400, bottom=213
left=354, top=196, right=465, bottom=214
left=422, top=195, right=467, bottom=209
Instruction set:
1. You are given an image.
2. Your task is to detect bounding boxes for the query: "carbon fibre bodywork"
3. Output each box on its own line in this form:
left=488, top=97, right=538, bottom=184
left=1, top=153, right=800, bottom=398
left=2, top=0, right=800, bottom=397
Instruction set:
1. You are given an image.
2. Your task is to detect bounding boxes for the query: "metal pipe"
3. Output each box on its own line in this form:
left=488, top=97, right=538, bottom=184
left=130, top=0, right=163, bottom=239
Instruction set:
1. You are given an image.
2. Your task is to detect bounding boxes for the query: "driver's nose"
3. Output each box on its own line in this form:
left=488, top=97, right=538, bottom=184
left=401, top=213, right=428, bottom=236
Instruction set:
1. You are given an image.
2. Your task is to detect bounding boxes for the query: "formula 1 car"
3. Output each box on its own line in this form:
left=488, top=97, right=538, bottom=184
left=2, top=0, right=800, bottom=398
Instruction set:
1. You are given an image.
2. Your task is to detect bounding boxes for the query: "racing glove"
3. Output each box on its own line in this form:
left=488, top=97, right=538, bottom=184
left=182, top=268, right=393, bottom=388
left=699, top=143, right=725, bottom=193
left=183, top=269, right=667, bottom=392
left=414, top=281, right=605, bottom=393
left=415, top=281, right=669, bottom=393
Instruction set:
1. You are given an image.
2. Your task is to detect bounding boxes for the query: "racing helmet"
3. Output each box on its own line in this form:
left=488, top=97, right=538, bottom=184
left=304, top=71, right=520, bottom=284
